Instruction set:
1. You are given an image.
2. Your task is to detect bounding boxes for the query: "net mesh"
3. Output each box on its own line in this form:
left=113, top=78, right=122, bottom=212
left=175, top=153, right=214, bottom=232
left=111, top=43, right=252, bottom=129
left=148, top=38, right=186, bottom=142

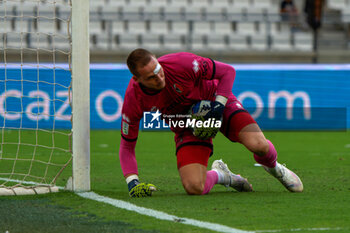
left=0, top=0, right=72, bottom=194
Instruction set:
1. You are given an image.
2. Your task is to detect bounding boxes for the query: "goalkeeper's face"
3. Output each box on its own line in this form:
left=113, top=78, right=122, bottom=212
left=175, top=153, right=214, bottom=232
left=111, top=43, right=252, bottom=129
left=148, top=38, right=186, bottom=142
left=133, top=57, right=166, bottom=91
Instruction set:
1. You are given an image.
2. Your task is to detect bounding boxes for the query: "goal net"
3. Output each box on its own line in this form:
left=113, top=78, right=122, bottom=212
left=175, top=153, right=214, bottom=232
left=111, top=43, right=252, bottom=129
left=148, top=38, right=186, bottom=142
left=0, top=0, right=90, bottom=195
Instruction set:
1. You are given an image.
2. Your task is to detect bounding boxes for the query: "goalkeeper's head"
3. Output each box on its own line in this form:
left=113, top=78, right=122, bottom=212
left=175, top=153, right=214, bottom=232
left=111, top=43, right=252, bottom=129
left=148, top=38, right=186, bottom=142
left=127, top=48, right=166, bottom=91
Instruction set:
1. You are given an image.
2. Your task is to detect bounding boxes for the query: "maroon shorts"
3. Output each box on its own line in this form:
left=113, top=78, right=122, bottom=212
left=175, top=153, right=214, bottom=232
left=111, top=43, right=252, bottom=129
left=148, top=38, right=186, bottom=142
left=175, top=95, right=256, bottom=161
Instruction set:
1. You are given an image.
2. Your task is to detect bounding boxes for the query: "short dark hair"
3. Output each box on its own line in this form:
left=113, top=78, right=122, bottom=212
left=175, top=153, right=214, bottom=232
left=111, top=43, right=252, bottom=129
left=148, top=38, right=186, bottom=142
left=126, top=48, right=155, bottom=77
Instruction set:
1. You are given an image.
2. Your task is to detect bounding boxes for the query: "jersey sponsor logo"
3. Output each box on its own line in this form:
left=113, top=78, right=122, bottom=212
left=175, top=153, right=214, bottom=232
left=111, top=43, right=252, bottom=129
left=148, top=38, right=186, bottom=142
left=192, top=60, right=199, bottom=73
left=122, top=121, right=129, bottom=135
left=173, top=83, right=184, bottom=94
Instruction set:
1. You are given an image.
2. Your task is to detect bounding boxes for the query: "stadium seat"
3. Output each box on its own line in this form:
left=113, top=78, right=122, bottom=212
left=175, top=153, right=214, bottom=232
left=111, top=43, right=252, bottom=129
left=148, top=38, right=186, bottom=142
left=169, top=0, right=189, bottom=8
left=184, top=6, right=204, bottom=21
left=190, top=34, right=206, bottom=51
left=100, top=0, right=122, bottom=18
left=56, top=3, right=71, bottom=20
left=99, top=34, right=110, bottom=50
left=141, top=34, right=162, bottom=51
left=4, top=32, right=25, bottom=49
left=207, top=34, right=227, bottom=50
left=164, top=6, right=184, bottom=21
left=89, top=0, right=104, bottom=13
left=232, top=0, right=251, bottom=10
left=262, top=22, right=290, bottom=36
left=259, top=22, right=268, bottom=35
left=117, top=33, right=140, bottom=50
left=2, top=1, right=18, bottom=16
left=258, top=22, right=279, bottom=35
left=280, top=23, right=291, bottom=34
left=111, top=21, right=126, bottom=36
left=246, top=7, right=264, bottom=22
left=205, top=6, right=226, bottom=21
left=271, top=33, right=293, bottom=51
left=129, top=0, right=148, bottom=7
left=266, top=5, right=281, bottom=22
left=163, top=34, right=184, bottom=51
left=127, top=21, right=147, bottom=35
left=328, top=0, right=347, bottom=10
left=90, top=21, right=105, bottom=35
left=228, top=34, right=249, bottom=50
left=90, top=34, right=98, bottom=50
left=294, top=32, right=313, bottom=51
left=35, top=2, right=57, bottom=19
left=270, top=22, right=283, bottom=35
left=149, top=21, right=169, bottom=35
left=0, top=18, right=14, bottom=33
left=191, top=0, right=210, bottom=8
left=211, top=0, right=231, bottom=8
left=170, top=21, right=189, bottom=35
left=29, top=33, right=51, bottom=50
left=192, top=21, right=212, bottom=35
left=100, top=4, right=120, bottom=15
left=51, top=34, right=70, bottom=52
left=122, top=4, right=142, bottom=20
left=252, top=0, right=273, bottom=10
left=105, top=0, right=125, bottom=7
left=55, top=0, right=70, bottom=4
left=36, top=19, right=57, bottom=34
left=236, top=22, right=257, bottom=36
left=227, top=7, right=245, bottom=22
left=213, top=22, right=233, bottom=35
left=342, top=7, right=350, bottom=22
left=57, top=19, right=70, bottom=36
left=251, top=35, right=268, bottom=50
left=143, top=6, right=163, bottom=21
left=149, top=0, right=168, bottom=7
left=91, top=34, right=110, bottom=50
left=20, top=1, right=38, bottom=16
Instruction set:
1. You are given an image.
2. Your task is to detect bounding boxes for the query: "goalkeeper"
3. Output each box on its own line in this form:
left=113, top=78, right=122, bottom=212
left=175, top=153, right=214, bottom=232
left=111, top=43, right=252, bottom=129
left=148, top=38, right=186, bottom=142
left=119, top=49, right=303, bottom=197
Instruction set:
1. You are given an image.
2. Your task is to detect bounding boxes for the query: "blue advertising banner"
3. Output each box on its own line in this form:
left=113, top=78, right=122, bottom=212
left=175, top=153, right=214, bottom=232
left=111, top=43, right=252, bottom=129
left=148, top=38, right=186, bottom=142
left=1, top=64, right=349, bottom=130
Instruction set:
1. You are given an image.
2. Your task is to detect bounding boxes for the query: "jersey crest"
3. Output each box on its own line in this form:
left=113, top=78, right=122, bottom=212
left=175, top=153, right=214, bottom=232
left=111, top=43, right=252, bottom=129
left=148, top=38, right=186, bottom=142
left=173, top=83, right=184, bottom=94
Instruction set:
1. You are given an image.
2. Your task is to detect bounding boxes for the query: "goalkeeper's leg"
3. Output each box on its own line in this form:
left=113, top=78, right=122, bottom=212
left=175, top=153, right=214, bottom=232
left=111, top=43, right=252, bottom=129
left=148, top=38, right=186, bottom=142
left=238, top=124, right=303, bottom=192
left=221, top=97, right=303, bottom=192
left=176, top=129, right=253, bottom=195
left=177, top=145, right=214, bottom=195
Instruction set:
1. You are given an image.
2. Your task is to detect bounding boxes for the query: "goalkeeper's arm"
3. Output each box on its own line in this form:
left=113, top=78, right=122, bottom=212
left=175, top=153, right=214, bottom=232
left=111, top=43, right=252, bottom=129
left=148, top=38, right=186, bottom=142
left=119, top=137, right=156, bottom=197
left=206, top=60, right=235, bottom=120
left=212, top=60, right=235, bottom=99
left=192, top=60, right=234, bottom=139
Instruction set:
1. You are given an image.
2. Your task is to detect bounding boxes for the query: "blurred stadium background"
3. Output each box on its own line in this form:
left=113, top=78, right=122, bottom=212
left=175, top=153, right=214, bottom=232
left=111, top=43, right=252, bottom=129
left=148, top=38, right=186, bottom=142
left=1, top=0, right=350, bottom=63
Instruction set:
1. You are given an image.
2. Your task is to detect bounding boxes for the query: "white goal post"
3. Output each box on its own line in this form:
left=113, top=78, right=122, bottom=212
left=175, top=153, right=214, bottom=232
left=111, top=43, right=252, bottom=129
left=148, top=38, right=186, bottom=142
left=0, top=0, right=90, bottom=195
left=71, top=0, right=90, bottom=192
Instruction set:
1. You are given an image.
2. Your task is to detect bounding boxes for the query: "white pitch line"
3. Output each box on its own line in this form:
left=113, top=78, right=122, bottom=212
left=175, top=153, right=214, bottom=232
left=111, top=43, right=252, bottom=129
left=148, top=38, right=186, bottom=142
left=256, top=227, right=344, bottom=232
left=77, top=191, right=252, bottom=233
left=0, top=178, right=345, bottom=233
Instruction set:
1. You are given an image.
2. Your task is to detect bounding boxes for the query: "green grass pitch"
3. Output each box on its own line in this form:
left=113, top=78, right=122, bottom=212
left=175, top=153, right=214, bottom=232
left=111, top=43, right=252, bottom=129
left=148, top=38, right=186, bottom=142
left=1, top=130, right=350, bottom=233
